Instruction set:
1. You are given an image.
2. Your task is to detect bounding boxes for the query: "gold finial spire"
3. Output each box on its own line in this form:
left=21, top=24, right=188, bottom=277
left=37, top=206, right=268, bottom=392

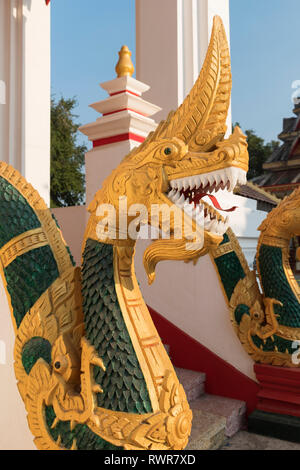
left=115, top=45, right=135, bottom=78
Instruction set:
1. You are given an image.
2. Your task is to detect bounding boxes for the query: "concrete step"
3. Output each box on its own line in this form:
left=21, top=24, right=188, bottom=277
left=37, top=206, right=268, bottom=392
left=190, top=394, right=247, bottom=437
left=172, top=363, right=246, bottom=445
left=185, top=409, right=226, bottom=450
left=220, top=430, right=300, bottom=451
left=175, top=367, right=206, bottom=402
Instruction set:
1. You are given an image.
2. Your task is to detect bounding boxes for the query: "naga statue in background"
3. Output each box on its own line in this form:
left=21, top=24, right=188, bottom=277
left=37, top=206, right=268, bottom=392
left=211, top=188, right=300, bottom=367
left=0, top=15, right=298, bottom=450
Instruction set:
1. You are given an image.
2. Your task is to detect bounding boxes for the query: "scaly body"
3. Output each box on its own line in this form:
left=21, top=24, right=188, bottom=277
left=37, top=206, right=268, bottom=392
left=210, top=188, right=300, bottom=367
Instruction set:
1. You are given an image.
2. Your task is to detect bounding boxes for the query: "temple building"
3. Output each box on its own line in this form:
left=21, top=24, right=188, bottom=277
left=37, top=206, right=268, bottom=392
left=253, top=100, right=300, bottom=198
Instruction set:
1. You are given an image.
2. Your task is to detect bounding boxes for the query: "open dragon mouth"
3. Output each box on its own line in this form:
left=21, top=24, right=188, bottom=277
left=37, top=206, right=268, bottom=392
left=166, top=167, right=247, bottom=236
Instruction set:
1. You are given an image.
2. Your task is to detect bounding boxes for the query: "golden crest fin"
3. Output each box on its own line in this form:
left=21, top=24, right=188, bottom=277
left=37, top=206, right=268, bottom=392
left=162, top=15, right=231, bottom=150
left=137, top=15, right=231, bottom=155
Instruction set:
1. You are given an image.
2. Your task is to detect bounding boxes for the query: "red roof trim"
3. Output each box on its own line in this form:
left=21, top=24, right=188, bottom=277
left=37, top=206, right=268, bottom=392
left=110, top=90, right=140, bottom=98
left=262, top=182, right=300, bottom=191
left=290, top=137, right=300, bottom=156
left=103, top=108, right=147, bottom=117
left=93, top=133, right=145, bottom=148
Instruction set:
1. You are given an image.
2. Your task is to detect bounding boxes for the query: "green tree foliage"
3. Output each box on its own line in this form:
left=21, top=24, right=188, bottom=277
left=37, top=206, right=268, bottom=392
left=51, top=96, right=87, bottom=208
left=233, top=123, right=279, bottom=180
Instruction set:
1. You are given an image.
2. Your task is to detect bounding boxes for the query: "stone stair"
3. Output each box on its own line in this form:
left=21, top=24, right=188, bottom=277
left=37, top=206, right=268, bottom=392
left=173, top=366, right=247, bottom=450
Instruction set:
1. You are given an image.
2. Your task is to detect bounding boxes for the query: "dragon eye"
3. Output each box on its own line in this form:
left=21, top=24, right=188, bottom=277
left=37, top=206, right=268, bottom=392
left=53, top=355, right=68, bottom=374
left=164, top=147, right=172, bottom=156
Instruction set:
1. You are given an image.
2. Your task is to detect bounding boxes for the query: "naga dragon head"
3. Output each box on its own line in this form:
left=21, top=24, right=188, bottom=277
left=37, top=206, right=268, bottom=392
left=86, top=16, right=249, bottom=284
left=258, top=186, right=300, bottom=240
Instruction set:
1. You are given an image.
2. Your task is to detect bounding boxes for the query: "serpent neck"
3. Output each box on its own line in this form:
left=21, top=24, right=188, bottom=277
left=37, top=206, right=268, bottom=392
left=210, top=230, right=250, bottom=303
left=81, top=239, right=153, bottom=414
left=257, top=237, right=300, bottom=328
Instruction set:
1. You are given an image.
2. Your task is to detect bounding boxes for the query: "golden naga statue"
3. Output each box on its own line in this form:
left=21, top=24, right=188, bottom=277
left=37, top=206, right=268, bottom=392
left=6, top=14, right=300, bottom=450
left=211, top=187, right=300, bottom=367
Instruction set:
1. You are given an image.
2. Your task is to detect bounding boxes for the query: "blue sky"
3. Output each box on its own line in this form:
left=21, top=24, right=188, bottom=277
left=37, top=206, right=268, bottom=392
left=230, top=0, right=300, bottom=141
left=51, top=0, right=300, bottom=148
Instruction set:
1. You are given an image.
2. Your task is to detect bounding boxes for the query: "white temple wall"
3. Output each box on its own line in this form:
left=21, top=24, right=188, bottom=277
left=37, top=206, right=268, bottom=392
left=0, top=0, right=50, bottom=205
left=0, top=280, right=35, bottom=450
left=136, top=0, right=231, bottom=133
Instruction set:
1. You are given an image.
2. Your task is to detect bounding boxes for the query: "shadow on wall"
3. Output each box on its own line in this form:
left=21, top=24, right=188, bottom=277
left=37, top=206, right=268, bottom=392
left=51, top=205, right=87, bottom=266
left=0, top=340, right=5, bottom=365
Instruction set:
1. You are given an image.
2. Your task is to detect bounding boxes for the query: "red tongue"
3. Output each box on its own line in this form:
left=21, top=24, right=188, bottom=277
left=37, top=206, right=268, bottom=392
left=194, top=193, right=237, bottom=212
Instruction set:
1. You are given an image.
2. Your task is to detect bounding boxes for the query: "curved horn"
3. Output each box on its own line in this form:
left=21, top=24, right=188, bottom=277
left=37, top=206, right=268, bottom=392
left=156, top=15, right=231, bottom=152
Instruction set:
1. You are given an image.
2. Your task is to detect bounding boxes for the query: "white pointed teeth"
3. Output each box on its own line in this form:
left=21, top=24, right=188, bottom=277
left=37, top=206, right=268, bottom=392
left=167, top=186, right=230, bottom=236
left=177, top=194, right=185, bottom=207
left=217, top=221, right=227, bottom=235
left=207, top=174, right=215, bottom=187
left=169, top=167, right=247, bottom=195
left=201, top=175, right=208, bottom=189
left=237, top=170, right=247, bottom=186
left=226, top=167, right=247, bottom=191
left=168, top=189, right=176, bottom=199
left=226, top=168, right=237, bottom=192
left=205, top=218, right=229, bottom=236
left=210, top=219, right=219, bottom=233
left=202, top=208, right=229, bottom=236
left=183, top=180, right=189, bottom=191
left=189, top=178, right=195, bottom=189
left=173, top=192, right=181, bottom=202
left=177, top=181, right=183, bottom=191
left=195, top=176, right=201, bottom=189
left=166, top=167, right=243, bottom=237
left=214, top=173, right=221, bottom=186
left=170, top=175, right=203, bottom=192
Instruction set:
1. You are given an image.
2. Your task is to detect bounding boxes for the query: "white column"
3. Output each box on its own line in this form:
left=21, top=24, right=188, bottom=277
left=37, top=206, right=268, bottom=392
left=136, top=0, right=231, bottom=133
left=136, top=0, right=179, bottom=123
left=0, top=0, right=50, bottom=450
left=0, top=0, right=50, bottom=205
left=80, top=75, right=161, bottom=207
left=0, top=81, right=5, bottom=105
